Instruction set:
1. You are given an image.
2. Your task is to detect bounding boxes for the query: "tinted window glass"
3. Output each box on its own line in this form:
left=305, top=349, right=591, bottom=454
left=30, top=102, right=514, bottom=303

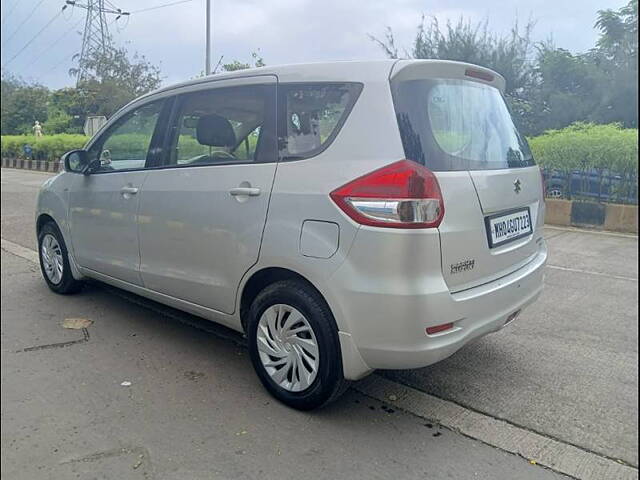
left=167, top=85, right=275, bottom=166
left=391, top=79, right=534, bottom=171
left=278, top=83, right=362, bottom=160
left=89, top=100, right=164, bottom=171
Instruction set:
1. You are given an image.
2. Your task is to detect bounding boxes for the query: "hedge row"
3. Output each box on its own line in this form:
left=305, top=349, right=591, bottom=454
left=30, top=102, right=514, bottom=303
left=1, top=134, right=89, bottom=161
left=528, top=123, right=638, bottom=175
left=0, top=133, right=260, bottom=162
left=528, top=123, right=638, bottom=203
left=2, top=123, right=637, bottom=172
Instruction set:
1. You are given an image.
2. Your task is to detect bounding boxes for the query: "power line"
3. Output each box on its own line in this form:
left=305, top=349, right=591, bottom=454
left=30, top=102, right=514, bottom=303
left=110, top=11, right=129, bottom=32
left=2, top=5, right=68, bottom=69
left=2, top=0, right=47, bottom=46
left=129, top=0, right=195, bottom=14
left=62, top=2, right=77, bottom=20
left=103, top=0, right=121, bottom=11
left=13, top=0, right=188, bottom=82
left=66, top=1, right=130, bottom=85
left=36, top=14, right=120, bottom=80
left=1, top=0, right=21, bottom=26
left=40, top=50, right=77, bottom=78
left=20, top=16, right=85, bottom=71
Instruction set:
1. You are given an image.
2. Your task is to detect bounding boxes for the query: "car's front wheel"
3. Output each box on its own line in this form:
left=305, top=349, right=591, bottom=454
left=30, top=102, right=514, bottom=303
left=247, top=280, right=348, bottom=410
left=38, top=221, right=83, bottom=294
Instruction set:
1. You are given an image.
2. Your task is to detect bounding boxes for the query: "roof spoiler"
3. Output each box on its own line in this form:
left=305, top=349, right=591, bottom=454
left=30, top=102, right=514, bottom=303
left=389, top=60, right=506, bottom=92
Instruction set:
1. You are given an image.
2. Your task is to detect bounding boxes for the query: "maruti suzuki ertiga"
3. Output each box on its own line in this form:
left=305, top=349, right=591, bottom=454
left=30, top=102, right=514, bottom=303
left=36, top=60, right=546, bottom=409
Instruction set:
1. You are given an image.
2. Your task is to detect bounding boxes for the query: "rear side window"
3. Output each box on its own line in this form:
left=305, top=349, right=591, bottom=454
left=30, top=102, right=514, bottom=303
left=391, top=78, right=534, bottom=171
left=165, top=84, right=276, bottom=167
left=278, top=83, right=362, bottom=160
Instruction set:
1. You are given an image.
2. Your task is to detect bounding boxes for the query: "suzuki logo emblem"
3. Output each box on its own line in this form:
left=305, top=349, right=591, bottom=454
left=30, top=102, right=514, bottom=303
left=514, top=178, right=522, bottom=194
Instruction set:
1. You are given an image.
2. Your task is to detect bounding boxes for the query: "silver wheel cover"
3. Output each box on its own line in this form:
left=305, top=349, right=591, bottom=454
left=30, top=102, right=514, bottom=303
left=256, top=304, right=319, bottom=392
left=41, top=233, right=64, bottom=285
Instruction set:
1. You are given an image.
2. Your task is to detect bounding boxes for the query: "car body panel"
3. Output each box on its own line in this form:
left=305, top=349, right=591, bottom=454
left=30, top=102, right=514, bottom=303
left=68, top=171, right=149, bottom=285
left=36, top=60, right=546, bottom=381
left=35, top=172, right=85, bottom=280
left=138, top=162, right=278, bottom=314
left=436, top=168, right=544, bottom=292
left=137, top=75, right=278, bottom=315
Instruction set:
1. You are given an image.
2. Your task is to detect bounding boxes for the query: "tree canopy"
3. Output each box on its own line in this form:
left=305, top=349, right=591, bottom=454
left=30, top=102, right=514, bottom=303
left=371, top=0, right=638, bottom=135
left=1, top=75, right=49, bottom=135
left=1, top=44, right=162, bottom=135
left=221, top=51, right=266, bottom=72
left=1, top=2, right=637, bottom=138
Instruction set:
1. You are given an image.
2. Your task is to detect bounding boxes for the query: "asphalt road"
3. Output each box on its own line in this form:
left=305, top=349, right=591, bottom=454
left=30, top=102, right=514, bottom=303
left=1, top=168, right=638, bottom=479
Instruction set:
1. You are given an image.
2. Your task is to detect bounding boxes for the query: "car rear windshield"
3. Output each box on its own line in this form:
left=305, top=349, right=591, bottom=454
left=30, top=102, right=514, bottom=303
left=278, top=83, right=362, bottom=160
left=391, top=78, right=534, bottom=171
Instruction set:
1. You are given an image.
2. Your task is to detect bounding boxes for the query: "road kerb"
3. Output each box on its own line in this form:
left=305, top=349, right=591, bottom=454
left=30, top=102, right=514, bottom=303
left=1, top=238, right=39, bottom=264
left=355, top=375, right=638, bottom=480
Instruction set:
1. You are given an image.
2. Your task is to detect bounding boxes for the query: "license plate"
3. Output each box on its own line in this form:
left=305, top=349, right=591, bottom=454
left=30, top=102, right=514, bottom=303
left=485, top=208, right=532, bottom=248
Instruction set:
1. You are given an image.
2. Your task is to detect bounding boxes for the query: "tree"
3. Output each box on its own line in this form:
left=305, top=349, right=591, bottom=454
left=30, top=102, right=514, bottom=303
left=221, top=51, right=265, bottom=72
left=47, top=87, right=87, bottom=133
left=533, top=43, right=603, bottom=132
left=68, top=44, right=162, bottom=119
left=594, top=0, right=638, bottom=67
left=0, top=75, right=50, bottom=135
left=370, top=2, right=639, bottom=134
left=589, top=0, right=638, bottom=127
left=371, top=16, right=539, bottom=134
left=42, top=106, right=75, bottom=134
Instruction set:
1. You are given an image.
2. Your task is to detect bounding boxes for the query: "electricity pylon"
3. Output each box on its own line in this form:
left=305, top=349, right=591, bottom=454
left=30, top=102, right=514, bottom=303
left=65, top=0, right=128, bottom=85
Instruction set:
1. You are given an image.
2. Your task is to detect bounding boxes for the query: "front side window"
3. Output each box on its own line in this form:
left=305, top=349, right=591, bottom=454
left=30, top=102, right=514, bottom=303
left=166, top=84, right=275, bottom=166
left=278, top=83, right=362, bottom=160
left=88, top=100, right=164, bottom=172
left=391, top=78, right=534, bottom=171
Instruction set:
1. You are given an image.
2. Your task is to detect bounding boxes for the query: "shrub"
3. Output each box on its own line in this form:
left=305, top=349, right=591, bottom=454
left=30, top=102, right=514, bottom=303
left=529, top=123, right=638, bottom=203
left=42, top=108, right=75, bottom=135
left=103, top=133, right=153, bottom=161
left=1, top=134, right=89, bottom=161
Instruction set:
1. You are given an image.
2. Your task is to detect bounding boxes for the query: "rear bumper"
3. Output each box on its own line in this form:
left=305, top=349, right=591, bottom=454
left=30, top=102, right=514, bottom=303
left=330, top=235, right=547, bottom=379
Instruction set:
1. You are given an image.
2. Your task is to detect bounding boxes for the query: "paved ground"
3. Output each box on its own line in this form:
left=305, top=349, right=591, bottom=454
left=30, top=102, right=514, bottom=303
left=1, top=168, right=638, bottom=479
left=384, top=227, right=639, bottom=464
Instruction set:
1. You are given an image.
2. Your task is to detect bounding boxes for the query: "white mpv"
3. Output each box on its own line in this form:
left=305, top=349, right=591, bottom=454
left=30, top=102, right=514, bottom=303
left=36, top=60, right=546, bottom=409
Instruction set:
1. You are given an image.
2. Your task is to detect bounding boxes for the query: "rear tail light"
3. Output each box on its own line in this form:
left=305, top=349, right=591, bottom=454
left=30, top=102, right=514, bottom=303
left=426, top=322, right=454, bottom=335
left=330, top=159, right=445, bottom=229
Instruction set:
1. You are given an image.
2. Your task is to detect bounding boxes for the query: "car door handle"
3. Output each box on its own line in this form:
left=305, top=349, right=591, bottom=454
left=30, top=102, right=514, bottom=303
left=120, top=186, right=139, bottom=195
left=229, top=187, right=261, bottom=197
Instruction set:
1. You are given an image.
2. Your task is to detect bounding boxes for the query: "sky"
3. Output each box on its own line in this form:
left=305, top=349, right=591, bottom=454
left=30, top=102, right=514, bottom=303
left=0, top=0, right=626, bottom=89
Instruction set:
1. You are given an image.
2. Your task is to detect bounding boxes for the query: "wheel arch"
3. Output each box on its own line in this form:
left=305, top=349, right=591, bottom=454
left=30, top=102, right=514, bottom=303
left=238, top=265, right=372, bottom=381
left=36, top=213, right=57, bottom=235
left=35, top=211, right=84, bottom=281
left=239, top=267, right=327, bottom=333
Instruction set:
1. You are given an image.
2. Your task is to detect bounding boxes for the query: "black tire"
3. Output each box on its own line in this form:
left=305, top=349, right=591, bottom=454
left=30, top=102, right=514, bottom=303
left=37, top=221, right=83, bottom=294
left=247, top=279, right=349, bottom=410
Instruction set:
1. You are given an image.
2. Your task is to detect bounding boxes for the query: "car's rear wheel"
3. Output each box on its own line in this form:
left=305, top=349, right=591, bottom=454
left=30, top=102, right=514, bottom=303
left=247, top=280, right=348, bottom=410
left=38, top=221, right=83, bottom=294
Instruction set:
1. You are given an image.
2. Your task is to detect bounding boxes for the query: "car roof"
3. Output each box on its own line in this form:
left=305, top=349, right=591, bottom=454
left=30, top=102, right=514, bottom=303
left=151, top=60, right=398, bottom=95
left=132, top=59, right=504, bottom=108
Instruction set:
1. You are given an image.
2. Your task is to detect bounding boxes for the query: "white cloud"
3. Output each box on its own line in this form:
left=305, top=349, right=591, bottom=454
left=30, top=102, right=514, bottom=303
left=0, top=0, right=625, bottom=88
